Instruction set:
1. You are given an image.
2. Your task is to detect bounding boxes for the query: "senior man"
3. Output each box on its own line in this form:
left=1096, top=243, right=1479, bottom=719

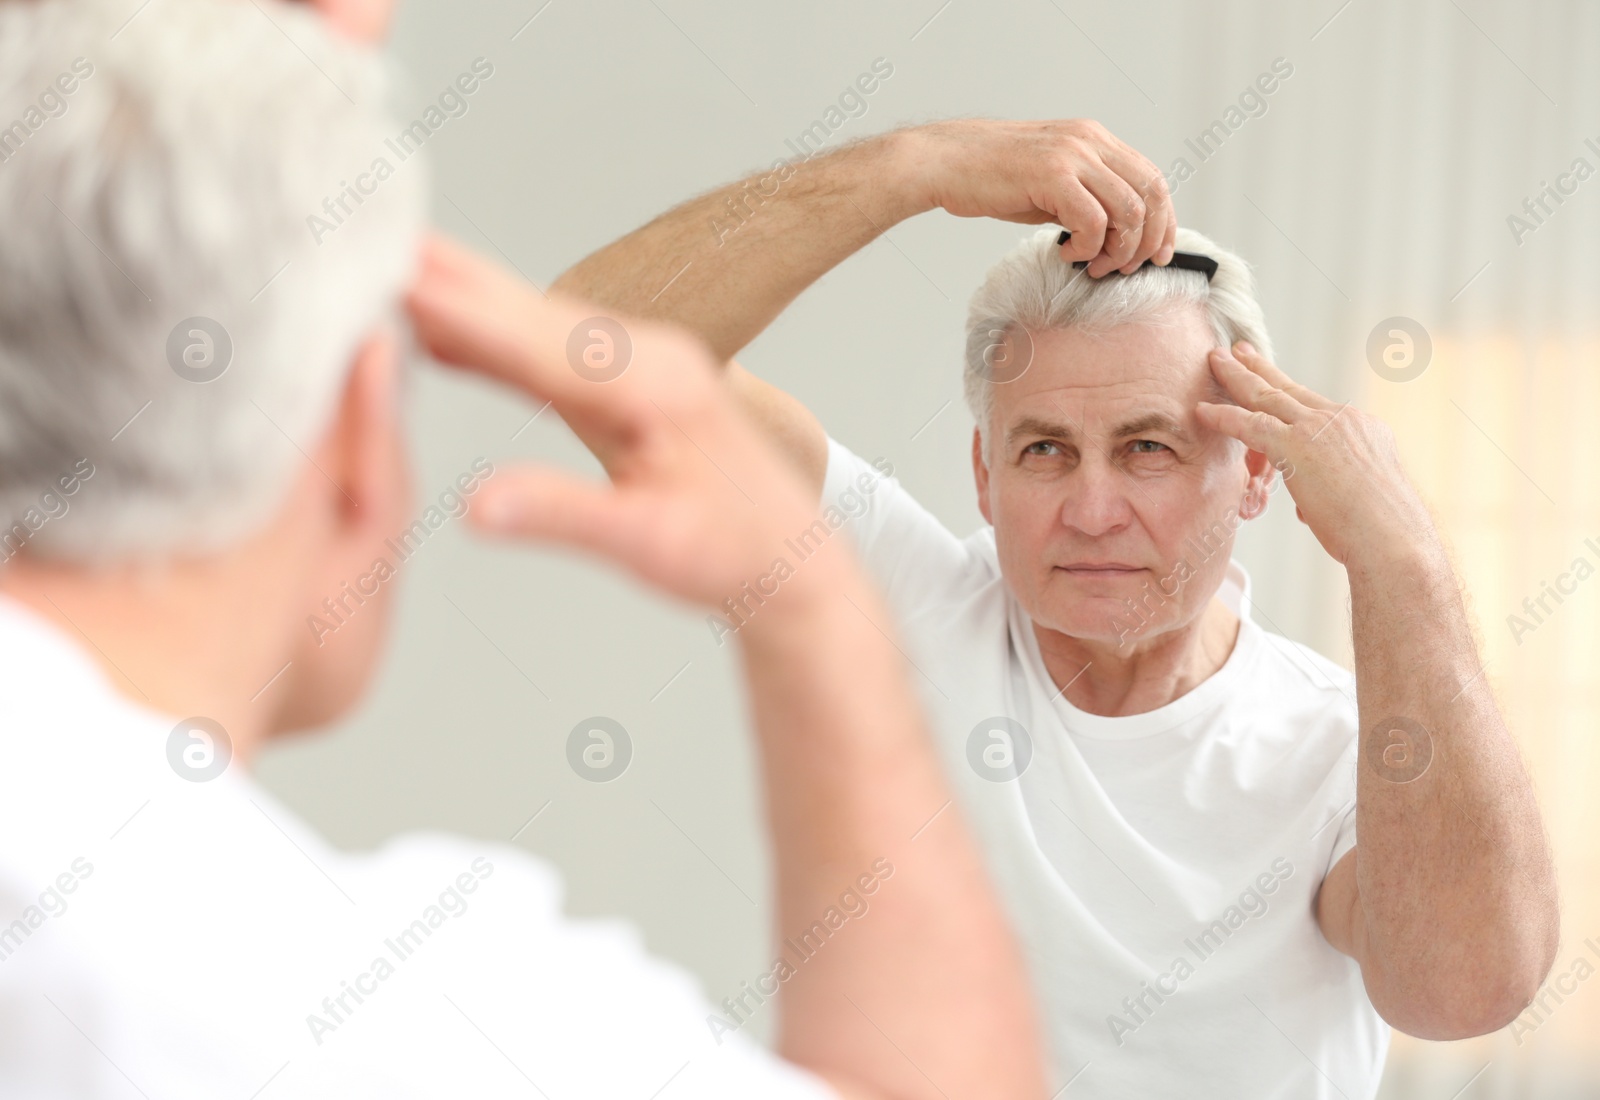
left=550, top=123, right=1561, bottom=1096
left=0, top=2, right=1057, bottom=1097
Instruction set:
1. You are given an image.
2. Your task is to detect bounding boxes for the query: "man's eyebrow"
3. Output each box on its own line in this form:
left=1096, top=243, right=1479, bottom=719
left=1004, top=411, right=1200, bottom=445
left=1110, top=413, right=1193, bottom=441
left=1005, top=415, right=1078, bottom=444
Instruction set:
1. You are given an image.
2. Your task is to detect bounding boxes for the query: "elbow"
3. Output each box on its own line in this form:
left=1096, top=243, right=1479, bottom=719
left=1382, top=988, right=1524, bottom=1041
left=1414, top=984, right=1540, bottom=1041
left=1379, top=939, right=1561, bottom=1041
left=1364, top=844, right=1563, bottom=1041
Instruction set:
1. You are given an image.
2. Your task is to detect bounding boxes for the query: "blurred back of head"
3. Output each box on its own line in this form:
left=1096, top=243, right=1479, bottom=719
left=0, top=0, right=424, bottom=562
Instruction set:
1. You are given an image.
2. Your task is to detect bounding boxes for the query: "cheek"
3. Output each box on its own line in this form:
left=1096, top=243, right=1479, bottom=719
left=1149, top=472, right=1251, bottom=582
left=1166, top=456, right=1247, bottom=530
left=1128, top=480, right=1198, bottom=542
left=1199, top=459, right=1252, bottom=521
left=1115, top=469, right=1235, bottom=579
left=991, top=473, right=1060, bottom=544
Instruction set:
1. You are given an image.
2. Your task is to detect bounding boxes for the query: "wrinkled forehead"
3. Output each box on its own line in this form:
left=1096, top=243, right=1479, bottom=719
left=993, top=307, right=1224, bottom=431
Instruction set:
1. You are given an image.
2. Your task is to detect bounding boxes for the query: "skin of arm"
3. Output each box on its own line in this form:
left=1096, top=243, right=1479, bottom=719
left=550, top=120, right=1177, bottom=492
left=407, top=235, right=1048, bottom=1100
left=1197, top=342, right=1560, bottom=1039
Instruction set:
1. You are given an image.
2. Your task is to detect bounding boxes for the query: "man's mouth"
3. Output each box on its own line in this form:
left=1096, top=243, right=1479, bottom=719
left=1056, top=563, right=1145, bottom=579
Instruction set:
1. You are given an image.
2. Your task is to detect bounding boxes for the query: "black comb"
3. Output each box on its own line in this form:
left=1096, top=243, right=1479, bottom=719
left=1057, top=229, right=1217, bottom=281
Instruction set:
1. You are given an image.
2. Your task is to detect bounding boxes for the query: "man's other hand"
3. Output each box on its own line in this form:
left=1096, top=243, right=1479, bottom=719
left=1197, top=341, right=1437, bottom=569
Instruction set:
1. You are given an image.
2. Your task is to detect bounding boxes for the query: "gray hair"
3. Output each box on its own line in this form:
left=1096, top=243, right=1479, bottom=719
left=963, top=226, right=1272, bottom=436
left=0, top=0, right=425, bottom=561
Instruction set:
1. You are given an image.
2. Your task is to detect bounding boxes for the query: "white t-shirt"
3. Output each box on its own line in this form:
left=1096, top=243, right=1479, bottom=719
left=822, top=438, right=1389, bottom=1100
left=0, top=597, right=833, bottom=1099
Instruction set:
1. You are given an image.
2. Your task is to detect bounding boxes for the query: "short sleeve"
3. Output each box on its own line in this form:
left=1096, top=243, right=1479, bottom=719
left=1323, top=735, right=1359, bottom=879
left=1327, top=798, right=1358, bottom=879
left=820, top=436, right=989, bottom=619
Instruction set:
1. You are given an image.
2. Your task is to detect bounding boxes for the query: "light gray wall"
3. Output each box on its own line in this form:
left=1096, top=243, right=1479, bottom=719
left=257, top=0, right=1600, bottom=1091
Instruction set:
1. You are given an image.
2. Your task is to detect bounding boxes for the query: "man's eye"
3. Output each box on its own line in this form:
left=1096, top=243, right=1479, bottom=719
left=1129, top=439, right=1169, bottom=455
left=1023, top=441, right=1061, bottom=456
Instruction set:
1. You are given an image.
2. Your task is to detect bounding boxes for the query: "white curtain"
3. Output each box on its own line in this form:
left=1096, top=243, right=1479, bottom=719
left=1167, top=3, right=1600, bottom=1095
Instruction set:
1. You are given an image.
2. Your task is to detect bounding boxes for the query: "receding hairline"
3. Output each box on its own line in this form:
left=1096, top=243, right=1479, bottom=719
left=985, top=316, right=1235, bottom=428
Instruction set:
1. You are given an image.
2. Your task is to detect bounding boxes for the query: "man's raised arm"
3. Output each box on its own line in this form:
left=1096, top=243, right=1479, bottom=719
left=551, top=120, right=1176, bottom=488
left=408, top=235, right=1050, bottom=1100
left=1198, top=342, right=1560, bottom=1039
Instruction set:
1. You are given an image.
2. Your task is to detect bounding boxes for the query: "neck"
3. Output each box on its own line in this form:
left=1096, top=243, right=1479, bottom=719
left=1033, top=597, right=1240, bottom=717
left=0, top=546, right=302, bottom=765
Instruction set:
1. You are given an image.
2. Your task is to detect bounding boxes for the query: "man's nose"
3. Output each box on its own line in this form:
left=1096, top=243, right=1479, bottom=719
left=1058, top=457, right=1133, bottom=538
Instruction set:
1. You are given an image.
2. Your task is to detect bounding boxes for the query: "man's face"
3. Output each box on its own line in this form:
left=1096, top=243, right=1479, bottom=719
left=972, top=305, right=1270, bottom=649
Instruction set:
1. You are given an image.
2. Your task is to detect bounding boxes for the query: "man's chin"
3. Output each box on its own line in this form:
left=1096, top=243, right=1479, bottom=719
left=1049, top=566, right=1150, bottom=616
left=1023, top=590, right=1139, bottom=644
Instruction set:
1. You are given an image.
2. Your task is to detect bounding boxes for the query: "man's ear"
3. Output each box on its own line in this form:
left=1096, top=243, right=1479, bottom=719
left=318, top=330, right=405, bottom=541
left=1241, top=446, right=1275, bottom=520
left=972, top=427, right=994, bottom=526
left=279, top=331, right=406, bottom=737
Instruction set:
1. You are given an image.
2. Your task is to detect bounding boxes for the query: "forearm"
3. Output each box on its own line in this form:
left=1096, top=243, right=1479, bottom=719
left=1345, top=538, right=1558, bottom=1034
left=551, top=130, right=930, bottom=362
left=737, top=543, right=1045, bottom=1099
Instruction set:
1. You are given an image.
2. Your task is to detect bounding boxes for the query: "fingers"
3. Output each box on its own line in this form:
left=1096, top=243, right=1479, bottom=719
left=470, top=467, right=638, bottom=563
left=1160, top=212, right=1178, bottom=267
left=407, top=247, right=556, bottom=391
left=416, top=231, right=484, bottom=282
left=407, top=234, right=700, bottom=428
left=1075, top=163, right=1146, bottom=276
left=1231, top=341, right=1337, bottom=412
left=1096, top=143, right=1175, bottom=270
left=1208, top=345, right=1311, bottom=425
left=1050, top=179, right=1110, bottom=262
left=1036, top=121, right=1173, bottom=274
left=1194, top=401, right=1288, bottom=459
left=1134, top=175, right=1176, bottom=269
